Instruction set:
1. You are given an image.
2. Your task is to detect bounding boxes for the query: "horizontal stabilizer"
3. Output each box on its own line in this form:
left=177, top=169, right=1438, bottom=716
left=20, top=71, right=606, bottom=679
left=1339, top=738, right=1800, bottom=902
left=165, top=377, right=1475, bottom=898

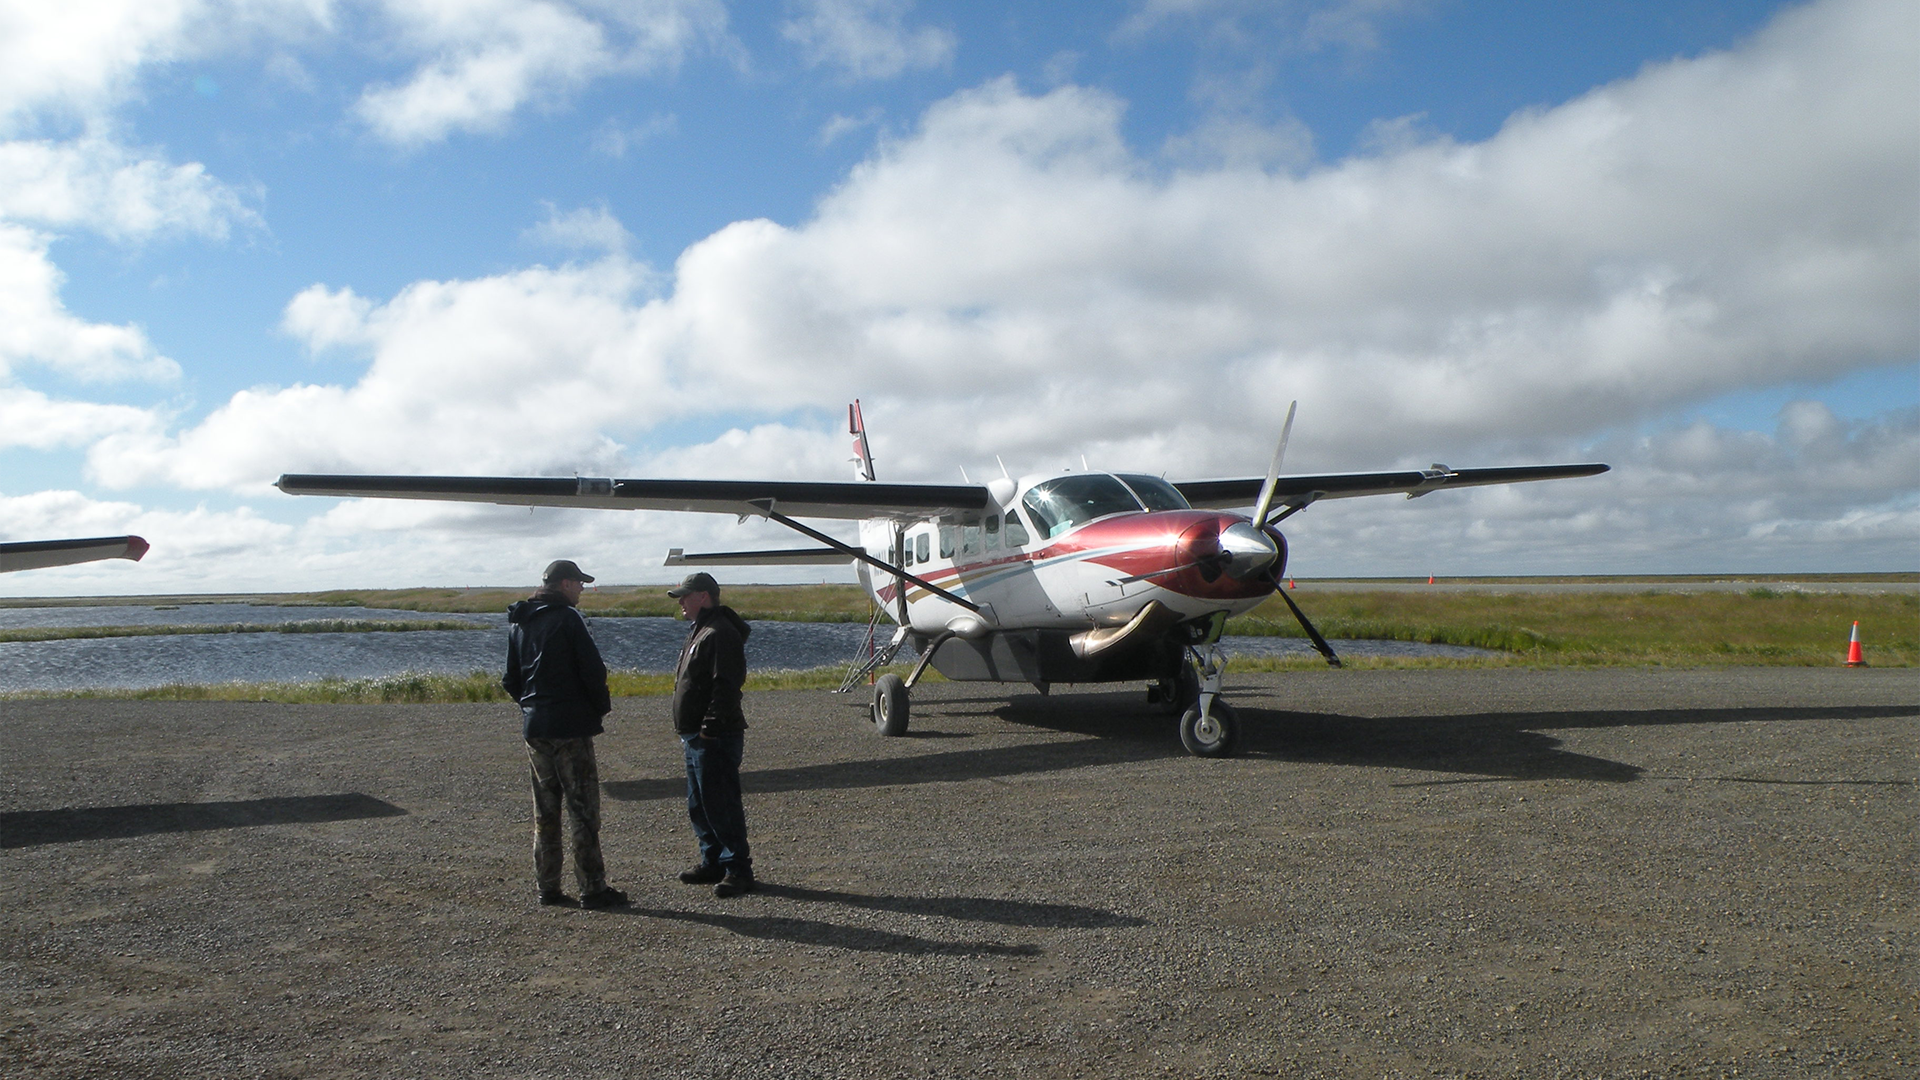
left=665, top=546, right=858, bottom=566
left=0, top=535, right=149, bottom=574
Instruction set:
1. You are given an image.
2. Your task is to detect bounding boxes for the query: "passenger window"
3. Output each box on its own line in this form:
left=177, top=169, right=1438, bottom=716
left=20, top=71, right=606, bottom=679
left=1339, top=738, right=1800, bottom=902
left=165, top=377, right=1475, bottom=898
left=985, top=514, right=1000, bottom=550
left=1004, top=508, right=1031, bottom=548
left=902, top=536, right=914, bottom=567
left=939, top=526, right=956, bottom=558
left=915, top=533, right=930, bottom=562
left=962, top=525, right=981, bottom=556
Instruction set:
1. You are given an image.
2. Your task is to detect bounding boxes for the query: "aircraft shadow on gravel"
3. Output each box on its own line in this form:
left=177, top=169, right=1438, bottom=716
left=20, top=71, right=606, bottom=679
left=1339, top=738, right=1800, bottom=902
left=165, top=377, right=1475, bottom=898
left=1, top=793, right=407, bottom=848
left=991, top=696, right=1918, bottom=784
left=599, top=698, right=1915, bottom=797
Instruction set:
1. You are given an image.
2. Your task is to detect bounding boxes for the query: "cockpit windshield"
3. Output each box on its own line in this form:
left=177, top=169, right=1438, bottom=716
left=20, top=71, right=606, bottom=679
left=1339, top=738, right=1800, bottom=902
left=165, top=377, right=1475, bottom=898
left=1116, top=474, right=1191, bottom=512
left=1020, top=474, right=1149, bottom=539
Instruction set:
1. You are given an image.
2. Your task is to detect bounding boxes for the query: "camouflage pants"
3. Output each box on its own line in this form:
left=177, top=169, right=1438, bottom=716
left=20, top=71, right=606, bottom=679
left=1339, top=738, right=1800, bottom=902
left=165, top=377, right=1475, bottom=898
left=526, top=737, right=607, bottom=895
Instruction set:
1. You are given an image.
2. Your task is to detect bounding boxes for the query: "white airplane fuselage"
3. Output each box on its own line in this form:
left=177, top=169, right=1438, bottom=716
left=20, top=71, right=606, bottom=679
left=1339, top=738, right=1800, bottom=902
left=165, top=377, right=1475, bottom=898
left=853, top=470, right=1282, bottom=639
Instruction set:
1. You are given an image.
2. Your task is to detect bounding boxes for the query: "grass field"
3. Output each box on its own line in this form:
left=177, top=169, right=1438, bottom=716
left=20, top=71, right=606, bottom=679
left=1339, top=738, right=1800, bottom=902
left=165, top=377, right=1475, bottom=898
left=1227, top=587, right=1916, bottom=667
left=5, top=581, right=1909, bottom=703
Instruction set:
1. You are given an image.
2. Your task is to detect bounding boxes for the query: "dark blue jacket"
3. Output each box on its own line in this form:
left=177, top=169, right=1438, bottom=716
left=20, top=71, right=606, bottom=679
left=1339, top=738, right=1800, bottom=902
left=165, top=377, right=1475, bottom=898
left=504, top=591, right=611, bottom=739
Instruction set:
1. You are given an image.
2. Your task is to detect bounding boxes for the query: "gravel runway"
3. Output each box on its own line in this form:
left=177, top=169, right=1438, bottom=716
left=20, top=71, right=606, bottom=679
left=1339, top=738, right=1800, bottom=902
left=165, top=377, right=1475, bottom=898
left=2, top=668, right=1914, bottom=1079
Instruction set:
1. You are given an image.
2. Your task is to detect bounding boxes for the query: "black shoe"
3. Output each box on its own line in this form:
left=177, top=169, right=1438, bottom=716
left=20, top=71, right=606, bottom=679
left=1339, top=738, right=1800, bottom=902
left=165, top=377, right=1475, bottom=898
left=539, top=890, right=576, bottom=907
left=678, top=863, right=724, bottom=885
left=579, top=887, right=629, bottom=909
left=713, top=870, right=755, bottom=898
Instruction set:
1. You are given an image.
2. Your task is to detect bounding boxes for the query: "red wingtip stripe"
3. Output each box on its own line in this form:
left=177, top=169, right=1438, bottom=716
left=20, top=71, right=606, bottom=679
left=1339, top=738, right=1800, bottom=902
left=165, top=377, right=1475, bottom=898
left=123, top=535, right=150, bottom=562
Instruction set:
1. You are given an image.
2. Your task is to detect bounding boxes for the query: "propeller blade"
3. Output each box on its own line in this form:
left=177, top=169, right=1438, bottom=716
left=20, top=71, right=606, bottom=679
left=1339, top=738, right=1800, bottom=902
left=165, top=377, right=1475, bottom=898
left=1249, top=401, right=1297, bottom=527
left=1276, top=586, right=1342, bottom=668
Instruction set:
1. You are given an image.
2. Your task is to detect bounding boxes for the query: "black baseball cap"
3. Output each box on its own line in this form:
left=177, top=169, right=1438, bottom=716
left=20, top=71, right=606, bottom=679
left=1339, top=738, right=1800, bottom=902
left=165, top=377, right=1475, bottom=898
left=542, top=559, right=594, bottom=584
left=666, top=571, right=718, bottom=598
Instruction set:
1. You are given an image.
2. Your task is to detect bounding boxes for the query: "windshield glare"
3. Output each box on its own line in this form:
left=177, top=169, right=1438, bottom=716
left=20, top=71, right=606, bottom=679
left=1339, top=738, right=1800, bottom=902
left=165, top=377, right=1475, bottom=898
left=1021, top=474, right=1147, bottom=539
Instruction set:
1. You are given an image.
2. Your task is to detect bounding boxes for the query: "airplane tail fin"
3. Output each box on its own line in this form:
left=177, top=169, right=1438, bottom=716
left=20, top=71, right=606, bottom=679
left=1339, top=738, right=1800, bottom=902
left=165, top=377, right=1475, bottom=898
left=849, top=400, right=877, bottom=481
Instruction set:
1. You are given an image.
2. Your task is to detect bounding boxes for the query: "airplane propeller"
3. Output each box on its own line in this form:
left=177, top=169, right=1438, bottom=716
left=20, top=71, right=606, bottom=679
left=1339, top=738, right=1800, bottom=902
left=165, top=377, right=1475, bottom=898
left=1249, top=400, right=1297, bottom=529
left=1247, top=401, right=1341, bottom=667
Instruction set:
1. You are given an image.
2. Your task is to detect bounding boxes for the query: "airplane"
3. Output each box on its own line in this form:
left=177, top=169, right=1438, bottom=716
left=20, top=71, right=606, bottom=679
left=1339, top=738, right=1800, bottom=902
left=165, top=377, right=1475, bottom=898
left=0, top=535, right=149, bottom=574
left=277, top=402, right=1607, bottom=757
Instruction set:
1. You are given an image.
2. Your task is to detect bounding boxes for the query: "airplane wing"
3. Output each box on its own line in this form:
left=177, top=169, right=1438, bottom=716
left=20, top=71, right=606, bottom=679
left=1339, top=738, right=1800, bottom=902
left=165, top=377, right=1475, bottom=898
left=1174, top=463, right=1611, bottom=509
left=0, top=535, right=150, bottom=574
left=275, top=474, right=993, bottom=521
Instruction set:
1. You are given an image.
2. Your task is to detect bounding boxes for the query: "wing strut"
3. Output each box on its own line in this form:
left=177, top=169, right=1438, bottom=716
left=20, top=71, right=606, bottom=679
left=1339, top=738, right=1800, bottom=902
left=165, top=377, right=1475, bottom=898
left=1275, top=587, right=1342, bottom=668
left=748, top=500, right=980, bottom=614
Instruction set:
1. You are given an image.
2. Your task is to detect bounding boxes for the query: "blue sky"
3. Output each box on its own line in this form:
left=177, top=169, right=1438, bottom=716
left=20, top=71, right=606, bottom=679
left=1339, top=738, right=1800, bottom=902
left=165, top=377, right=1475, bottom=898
left=2, top=0, right=1915, bottom=592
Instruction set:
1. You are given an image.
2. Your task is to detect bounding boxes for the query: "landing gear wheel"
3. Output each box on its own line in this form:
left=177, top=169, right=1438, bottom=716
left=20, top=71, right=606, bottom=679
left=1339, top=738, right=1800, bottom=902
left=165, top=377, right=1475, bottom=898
left=1153, top=660, right=1201, bottom=716
left=872, top=673, right=910, bottom=736
left=1179, top=699, right=1240, bottom=758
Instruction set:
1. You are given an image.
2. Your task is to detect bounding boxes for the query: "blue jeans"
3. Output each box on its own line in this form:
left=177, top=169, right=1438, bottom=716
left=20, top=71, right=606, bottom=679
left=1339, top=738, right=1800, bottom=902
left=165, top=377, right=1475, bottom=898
left=683, top=732, right=750, bottom=872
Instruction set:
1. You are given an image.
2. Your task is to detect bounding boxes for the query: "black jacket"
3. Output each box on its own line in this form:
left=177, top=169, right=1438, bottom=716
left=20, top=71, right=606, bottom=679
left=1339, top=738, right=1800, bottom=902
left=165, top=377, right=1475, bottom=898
left=504, top=590, right=612, bottom=739
left=671, top=605, right=751, bottom=736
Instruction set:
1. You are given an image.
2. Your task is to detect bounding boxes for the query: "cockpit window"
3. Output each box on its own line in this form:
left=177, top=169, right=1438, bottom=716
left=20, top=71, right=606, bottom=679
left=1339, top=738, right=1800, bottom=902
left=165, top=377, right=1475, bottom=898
left=1116, top=473, right=1190, bottom=512
left=1020, top=474, right=1146, bottom=539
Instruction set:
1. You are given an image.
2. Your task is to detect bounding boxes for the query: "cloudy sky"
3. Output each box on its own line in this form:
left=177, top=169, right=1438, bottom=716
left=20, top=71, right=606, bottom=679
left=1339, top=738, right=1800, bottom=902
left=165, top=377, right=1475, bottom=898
left=2, top=0, right=1914, bottom=595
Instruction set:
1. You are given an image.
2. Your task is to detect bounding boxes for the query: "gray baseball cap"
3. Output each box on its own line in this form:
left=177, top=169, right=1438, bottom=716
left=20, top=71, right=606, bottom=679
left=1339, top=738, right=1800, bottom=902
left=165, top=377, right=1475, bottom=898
left=542, top=559, right=594, bottom=584
left=666, top=571, right=718, bottom=598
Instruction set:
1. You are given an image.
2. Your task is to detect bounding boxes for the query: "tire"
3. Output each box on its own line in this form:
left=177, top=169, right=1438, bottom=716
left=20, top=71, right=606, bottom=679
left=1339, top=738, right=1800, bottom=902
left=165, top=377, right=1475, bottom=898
left=872, top=673, right=910, bottom=737
left=1178, top=698, right=1239, bottom=758
left=1153, top=659, right=1200, bottom=716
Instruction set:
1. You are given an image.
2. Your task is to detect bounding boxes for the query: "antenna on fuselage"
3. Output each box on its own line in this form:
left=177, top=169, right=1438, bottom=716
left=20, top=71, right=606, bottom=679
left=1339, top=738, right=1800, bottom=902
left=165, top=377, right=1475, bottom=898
left=959, top=466, right=971, bottom=482
left=1080, top=454, right=1089, bottom=471
left=996, top=456, right=1010, bottom=480
left=849, top=400, right=877, bottom=481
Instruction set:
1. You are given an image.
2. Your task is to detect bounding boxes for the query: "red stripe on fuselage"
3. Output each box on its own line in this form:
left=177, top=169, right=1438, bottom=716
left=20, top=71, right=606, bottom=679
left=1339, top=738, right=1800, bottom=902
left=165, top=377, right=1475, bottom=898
left=880, top=511, right=1275, bottom=605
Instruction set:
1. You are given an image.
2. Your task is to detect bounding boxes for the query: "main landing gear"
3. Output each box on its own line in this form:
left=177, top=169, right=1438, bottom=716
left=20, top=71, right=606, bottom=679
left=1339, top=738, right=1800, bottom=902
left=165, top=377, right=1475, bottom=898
left=862, top=634, right=1243, bottom=757
left=871, top=673, right=910, bottom=737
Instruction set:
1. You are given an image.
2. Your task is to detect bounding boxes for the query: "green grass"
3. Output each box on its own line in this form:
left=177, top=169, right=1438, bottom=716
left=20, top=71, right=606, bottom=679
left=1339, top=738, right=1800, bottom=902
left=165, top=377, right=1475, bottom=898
left=1226, top=589, right=1916, bottom=667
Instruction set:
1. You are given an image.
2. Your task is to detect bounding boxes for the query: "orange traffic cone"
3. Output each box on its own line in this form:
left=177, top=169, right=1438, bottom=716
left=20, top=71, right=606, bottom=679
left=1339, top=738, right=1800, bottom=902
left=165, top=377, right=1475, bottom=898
left=1427, top=575, right=1435, bottom=585
left=1845, top=621, right=1867, bottom=667
left=1288, top=578, right=1296, bottom=590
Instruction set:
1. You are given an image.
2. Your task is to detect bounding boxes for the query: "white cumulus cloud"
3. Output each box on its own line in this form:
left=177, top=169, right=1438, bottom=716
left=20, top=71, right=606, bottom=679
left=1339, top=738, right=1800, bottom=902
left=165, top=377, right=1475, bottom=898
left=0, top=136, right=259, bottom=240
left=781, top=0, right=955, bottom=81
left=353, top=0, right=729, bottom=145
left=0, top=224, right=180, bottom=382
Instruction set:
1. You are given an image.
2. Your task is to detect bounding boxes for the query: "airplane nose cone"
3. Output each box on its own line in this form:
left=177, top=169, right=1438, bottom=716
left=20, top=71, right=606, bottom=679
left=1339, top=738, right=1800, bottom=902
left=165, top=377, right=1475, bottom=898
left=1176, top=516, right=1281, bottom=583
left=1217, top=520, right=1280, bottom=580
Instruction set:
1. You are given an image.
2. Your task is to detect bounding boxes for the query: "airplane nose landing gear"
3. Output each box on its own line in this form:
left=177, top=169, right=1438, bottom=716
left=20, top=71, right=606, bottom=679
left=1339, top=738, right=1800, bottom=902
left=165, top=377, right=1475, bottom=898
left=1176, top=645, right=1240, bottom=757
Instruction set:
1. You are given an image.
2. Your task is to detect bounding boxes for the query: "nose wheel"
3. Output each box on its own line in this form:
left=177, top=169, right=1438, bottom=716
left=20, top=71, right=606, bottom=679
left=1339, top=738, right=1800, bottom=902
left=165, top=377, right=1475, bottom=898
left=1179, top=699, right=1239, bottom=757
left=1176, top=645, right=1240, bottom=757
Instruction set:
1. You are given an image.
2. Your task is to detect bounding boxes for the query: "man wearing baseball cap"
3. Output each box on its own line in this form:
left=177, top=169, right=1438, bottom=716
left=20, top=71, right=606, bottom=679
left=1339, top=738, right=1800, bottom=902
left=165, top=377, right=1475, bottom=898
left=667, top=572, right=756, bottom=897
left=504, top=559, right=626, bottom=909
